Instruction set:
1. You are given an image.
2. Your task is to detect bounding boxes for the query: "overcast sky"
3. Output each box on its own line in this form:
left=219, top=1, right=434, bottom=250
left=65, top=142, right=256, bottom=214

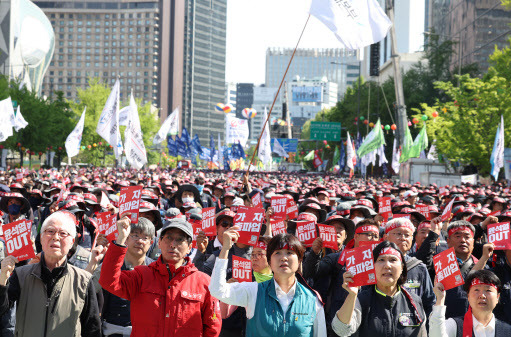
left=225, top=0, right=341, bottom=85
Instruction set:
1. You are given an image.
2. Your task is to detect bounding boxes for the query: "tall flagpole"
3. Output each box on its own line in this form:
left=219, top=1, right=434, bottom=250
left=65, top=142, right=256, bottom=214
left=244, top=14, right=311, bottom=180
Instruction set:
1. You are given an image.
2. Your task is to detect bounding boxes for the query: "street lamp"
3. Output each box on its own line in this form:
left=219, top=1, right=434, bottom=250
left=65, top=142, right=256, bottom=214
left=331, top=61, right=361, bottom=134
left=424, top=31, right=462, bottom=86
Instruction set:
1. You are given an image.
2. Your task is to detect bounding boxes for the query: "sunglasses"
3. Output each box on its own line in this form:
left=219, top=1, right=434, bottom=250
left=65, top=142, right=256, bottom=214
left=219, top=221, right=234, bottom=228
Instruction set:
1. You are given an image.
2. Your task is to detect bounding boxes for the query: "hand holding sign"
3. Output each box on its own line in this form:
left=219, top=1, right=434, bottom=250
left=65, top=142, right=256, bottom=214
left=3, top=219, right=36, bottom=262
left=0, top=256, right=19, bottom=286
left=342, top=271, right=360, bottom=295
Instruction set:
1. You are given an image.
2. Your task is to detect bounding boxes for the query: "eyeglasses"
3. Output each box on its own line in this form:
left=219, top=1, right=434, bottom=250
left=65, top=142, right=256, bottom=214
left=390, top=232, right=412, bottom=239
left=161, top=235, right=187, bottom=245
left=44, top=228, right=72, bottom=239
left=357, top=232, right=379, bottom=239
left=129, top=234, right=152, bottom=243
left=250, top=253, right=266, bottom=260
left=219, top=221, right=234, bottom=228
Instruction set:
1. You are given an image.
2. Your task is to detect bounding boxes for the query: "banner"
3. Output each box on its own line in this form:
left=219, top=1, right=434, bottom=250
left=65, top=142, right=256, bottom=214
left=154, top=107, right=179, bottom=144
left=96, top=78, right=123, bottom=158
left=488, top=222, right=511, bottom=250
left=271, top=218, right=287, bottom=235
left=202, top=207, right=216, bottom=236
left=232, top=256, right=252, bottom=282
left=124, top=93, right=147, bottom=169
left=0, top=96, right=15, bottom=142
left=433, top=247, right=464, bottom=291
left=119, top=186, right=143, bottom=224
left=234, top=206, right=264, bottom=246
left=3, top=219, right=35, bottom=262
left=317, top=224, right=338, bottom=250
left=225, top=114, right=249, bottom=147
left=271, top=195, right=287, bottom=218
left=296, top=221, right=317, bottom=247
left=344, top=246, right=377, bottom=287
left=13, top=106, right=28, bottom=132
left=461, top=174, right=477, bottom=185
left=118, top=105, right=131, bottom=126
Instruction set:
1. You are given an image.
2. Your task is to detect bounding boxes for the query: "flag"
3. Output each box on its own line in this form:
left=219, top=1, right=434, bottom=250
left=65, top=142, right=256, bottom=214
left=377, top=144, right=388, bottom=166
left=176, top=136, right=189, bottom=158
left=223, top=146, right=232, bottom=170
left=313, top=150, right=323, bottom=168
left=218, top=133, right=223, bottom=167
left=258, top=108, right=272, bottom=166
left=408, top=123, right=429, bottom=159
left=339, top=142, right=345, bottom=171
left=153, top=107, right=179, bottom=144
left=304, top=150, right=315, bottom=161
left=65, top=107, right=86, bottom=158
left=124, top=92, right=147, bottom=169
left=357, top=119, right=385, bottom=157
left=427, top=143, right=438, bottom=160
left=272, top=139, right=289, bottom=158
left=118, top=105, right=131, bottom=126
left=0, top=97, right=15, bottom=142
left=181, top=127, right=191, bottom=147
left=236, top=141, right=246, bottom=160
left=96, top=78, right=123, bottom=158
left=399, top=124, right=414, bottom=163
left=333, top=146, right=340, bottom=166
left=210, top=135, right=215, bottom=160
left=191, top=134, right=202, bottom=156
left=309, top=0, right=391, bottom=50
left=200, top=147, right=211, bottom=161
left=392, top=137, right=401, bottom=173
left=491, top=115, right=505, bottom=180
left=167, top=136, right=177, bottom=157
left=346, top=132, right=357, bottom=170
left=13, top=106, right=28, bottom=131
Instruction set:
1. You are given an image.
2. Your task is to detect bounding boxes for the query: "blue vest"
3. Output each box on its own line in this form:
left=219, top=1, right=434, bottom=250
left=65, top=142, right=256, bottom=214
left=246, top=279, right=317, bottom=337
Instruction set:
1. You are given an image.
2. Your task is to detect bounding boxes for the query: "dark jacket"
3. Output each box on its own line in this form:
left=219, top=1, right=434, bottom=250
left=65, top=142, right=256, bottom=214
left=452, top=316, right=511, bottom=337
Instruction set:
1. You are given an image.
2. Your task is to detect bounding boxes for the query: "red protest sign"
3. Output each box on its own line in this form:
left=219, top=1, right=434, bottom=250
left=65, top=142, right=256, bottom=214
left=16, top=172, right=23, bottom=182
left=271, top=195, right=287, bottom=218
left=296, top=221, right=317, bottom=247
left=99, top=212, right=118, bottom=242
left=201, top=207, right=216, bottom=236
left=119, top=186, right=143, bottom=224
left=441, top=198, right=455, bottom=223
left=55, top=188, right=67, bottom=204
left=271, top=217, right=287, bottom=235
left=433, top=247, right=464, bottom=291
left=488, top=211, right=501, bottom=217
left=439, top=186, right=448, bottom=197
left=251, top=193, right=262, bottom=207
left=62, top=177, right=71, bottom=185
left=358, top=240, right=382, bottom=250
left=3, top=219, right=35, bottom=262
left=190, top=218, right=202, bottom=249
left=286, top=199, right=298, bottom=220
left=416, top=204, right=431, bottom=220
left=345, top=246, right=377, bottom=287
left=234, top=206, right=264, bottom=246
left=232, top=256, right=252, bottom=282
left=378, top=197, right=391, bottom=222
left=317, top=224, right=338, bottom=250
left=488, top=222, right=511, bottom=250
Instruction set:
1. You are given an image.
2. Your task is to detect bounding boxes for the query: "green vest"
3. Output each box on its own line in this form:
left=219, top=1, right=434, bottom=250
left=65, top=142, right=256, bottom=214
left=246, top=279, right=317, bottom=337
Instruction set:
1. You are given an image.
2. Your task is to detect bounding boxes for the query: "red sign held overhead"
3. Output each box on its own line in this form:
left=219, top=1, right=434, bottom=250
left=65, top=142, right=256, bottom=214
left=441, top=198, right=455, bottom=223
left=190, top=218, right=202, bottom=249
left=98, top=212, right=118, bottom=242
left=232, top=256, right=252, bottom=283
left=439, top=186, right=448, bottom=197
left=15, top=172, right=23, bottom=182
left=119, top=186, right=143, bottom=224
left=433, top=247, right=464, bottom=291
left=416, top=204, right=431, bottom=220
left=271, top=217, right=287, bottom=236
left=271, top=195, right=287, bottom=219
left=378, top=197, right=391, bottom=222
left=296, top=221, right=317, bottom=247
left=317, top=224, right=338, bottom=250
left=251, top=193, right=262, bottom=208
left=4, top=219, right=35, bottom=262
left=488, top=222, right=511, bottom=250
left=234, top=206, right=264, bottom=246
left=344, top=246, right=377, bottom=287
left=286, top=199, right=298, bottom=220
left=201, top=207, right=217, bottom=236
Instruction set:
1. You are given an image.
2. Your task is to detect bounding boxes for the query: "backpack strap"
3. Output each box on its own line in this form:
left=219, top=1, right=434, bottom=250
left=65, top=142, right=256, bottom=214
left=406, top=257, right=422, bottom=270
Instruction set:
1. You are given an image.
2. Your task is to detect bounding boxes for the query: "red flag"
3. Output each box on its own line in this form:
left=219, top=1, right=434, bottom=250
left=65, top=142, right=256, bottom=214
left=190, top=218, right=202, bottom=249
left=3, top=219, right=35, bottom=262
left=313, top=150, right=323, bottom=168
left=441, top=198, right=455, bottom=223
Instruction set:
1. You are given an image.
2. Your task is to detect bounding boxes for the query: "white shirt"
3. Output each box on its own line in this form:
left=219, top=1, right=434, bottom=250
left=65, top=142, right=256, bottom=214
left=429, top=305, right=496, bottom=337
left=209, top=258, right=326, bottom=337
left=213, top=237, right=222, bottom=249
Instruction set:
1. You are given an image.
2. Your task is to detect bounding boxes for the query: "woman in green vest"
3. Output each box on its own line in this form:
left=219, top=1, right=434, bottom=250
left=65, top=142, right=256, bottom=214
left=209, top=228, right=327, bottom=337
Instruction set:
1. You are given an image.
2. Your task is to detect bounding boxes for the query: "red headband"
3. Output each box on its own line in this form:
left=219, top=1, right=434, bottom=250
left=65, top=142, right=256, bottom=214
left=448, top=226, right=474, bottom=238
left=470, top=278, right=498, bottom=291
left=417, top=222, right=431, bottom=231
left=256, top=241, right=267, bottom=250
left=380, top=247, right=402, bottom=261
left=355, top=225, right=379, bottom=234
left=385, top=221, right=415, bottom=234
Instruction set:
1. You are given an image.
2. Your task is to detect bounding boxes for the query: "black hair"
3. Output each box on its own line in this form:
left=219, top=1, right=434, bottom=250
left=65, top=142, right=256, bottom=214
left=355, top=219, right=379, bottom=230
left=266, top=233, right=305, bottom=262
left=464, top=269, right=502, bottom=293
left=373, top=241, right=408, bottom=287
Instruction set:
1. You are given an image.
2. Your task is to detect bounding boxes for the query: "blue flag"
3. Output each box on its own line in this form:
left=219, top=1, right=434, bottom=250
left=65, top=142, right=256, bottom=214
left=236, top=142, right=245, bottom=160
left=191, top=134, right=202, bottom=155
left=339, top=142, right=345, bottom=171
left=176, top=136, right=189, bottom=158
left=210, top=135, right=215, bottom=160
left=200, top=147, right=211, bottom=161
left=167, top=135, right=178, bottom=157
left=181, top=128, right=191, bottom=147
left=223, top=146, right=232, bottom=170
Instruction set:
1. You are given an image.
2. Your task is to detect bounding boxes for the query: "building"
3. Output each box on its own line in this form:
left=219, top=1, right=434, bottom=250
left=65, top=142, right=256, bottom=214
left=265, top=48, right=358, bottom=99
left=235, top=83, right=253, bottom=118
left=251, top=86, right=281, bottom=144
left=427, top=0, right=511, bottom=72
left=225, top=82, right=236, bottom=113
left=182, top=0, right=227, bottom=143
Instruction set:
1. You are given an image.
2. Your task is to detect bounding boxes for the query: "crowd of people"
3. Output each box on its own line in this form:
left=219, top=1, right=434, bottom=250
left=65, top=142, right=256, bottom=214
left=0, top=167, right=510, bottom=336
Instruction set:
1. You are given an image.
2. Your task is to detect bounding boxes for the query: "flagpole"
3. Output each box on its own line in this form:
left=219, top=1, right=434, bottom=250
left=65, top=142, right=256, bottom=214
left=244, top=14, right=311, bottom=179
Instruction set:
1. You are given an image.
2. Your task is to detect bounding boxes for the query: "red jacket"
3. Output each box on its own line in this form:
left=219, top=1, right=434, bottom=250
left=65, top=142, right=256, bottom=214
left=99, top=243, right=222, bottom=337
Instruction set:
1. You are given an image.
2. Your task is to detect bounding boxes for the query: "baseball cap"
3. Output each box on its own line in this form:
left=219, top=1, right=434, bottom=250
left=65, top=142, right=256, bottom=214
left=161, top=217, right=193, bottom=240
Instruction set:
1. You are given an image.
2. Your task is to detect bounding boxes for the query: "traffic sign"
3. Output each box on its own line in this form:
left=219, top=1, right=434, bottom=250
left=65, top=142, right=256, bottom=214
left=310, top=122, right=341, bottom=141
left=271, top=138, right=298, bottom=153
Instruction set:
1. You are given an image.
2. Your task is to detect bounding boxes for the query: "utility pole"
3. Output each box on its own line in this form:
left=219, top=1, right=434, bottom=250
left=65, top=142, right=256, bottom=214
left=386, top=0, right=407, bottom=147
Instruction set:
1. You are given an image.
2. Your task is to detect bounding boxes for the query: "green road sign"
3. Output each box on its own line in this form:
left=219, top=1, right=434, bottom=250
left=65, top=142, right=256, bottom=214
left=310, top=122, right=341, bottom=141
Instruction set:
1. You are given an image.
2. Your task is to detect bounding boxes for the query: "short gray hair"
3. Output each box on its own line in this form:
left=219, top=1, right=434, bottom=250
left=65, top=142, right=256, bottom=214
left=131, top=217, right=155, bottom=238
left=40, top=211, right=77, bottom=239
left=385, top=217, right=414, bottom=232
left=447, top=220, right=475, bottom=236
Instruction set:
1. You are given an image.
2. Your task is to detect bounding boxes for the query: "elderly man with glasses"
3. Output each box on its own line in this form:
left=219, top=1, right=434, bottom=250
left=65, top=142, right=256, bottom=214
left=0, top=211, right=101, bottom=337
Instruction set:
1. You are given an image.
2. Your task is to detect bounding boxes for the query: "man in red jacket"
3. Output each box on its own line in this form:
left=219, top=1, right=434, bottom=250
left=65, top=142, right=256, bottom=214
left=100, top=215, right=222, bottom=337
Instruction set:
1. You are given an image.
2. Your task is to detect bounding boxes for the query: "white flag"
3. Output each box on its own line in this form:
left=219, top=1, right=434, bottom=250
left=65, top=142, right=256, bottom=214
left=217, top=133, right=223, bottom=167
left=0, top=97, right=15, bottom=142
left=392, top=137, right=401, bottom=173
left=124, top=93, right=147, bottom=169
left=65, top=107, right=86, bottom=158
left=118, top=105, right=131, bottom=126
left=491, top=115, right=505, bottom=180
left=346, top=132, right=356, bottom=170
left=258, top=108, right=272, bottom=166
left=309, top=0, right=392, bottom=50
left=225, top=114, right=249, bottom=146
left=13, top=106, right=28, bottom=132
left=377, top=144, right=388, bottom=166
left=96, top=79, right=123, bottom=158
left=427, top=143, right=438, bottom=160
left=272, top=139, right=289, bottom=158
left=153, top=107, right=179, bottom=144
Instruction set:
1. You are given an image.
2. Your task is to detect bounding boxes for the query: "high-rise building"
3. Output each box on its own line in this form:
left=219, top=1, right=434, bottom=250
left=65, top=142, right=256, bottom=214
left=225, top=82, right=236, bottom=113
left=265, top=48, right=358, bottom=99
left=251, top=86, right=281, bottom=144
left=427, top=0, right=511, bottom=72
left=235, top=83, right=253, bottom=119
left=182, top=0, right=227, bottom=143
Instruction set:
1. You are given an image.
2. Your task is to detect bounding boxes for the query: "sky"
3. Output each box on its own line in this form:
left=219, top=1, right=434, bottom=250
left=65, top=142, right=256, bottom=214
left=225, top=0, right=341, bottom=85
